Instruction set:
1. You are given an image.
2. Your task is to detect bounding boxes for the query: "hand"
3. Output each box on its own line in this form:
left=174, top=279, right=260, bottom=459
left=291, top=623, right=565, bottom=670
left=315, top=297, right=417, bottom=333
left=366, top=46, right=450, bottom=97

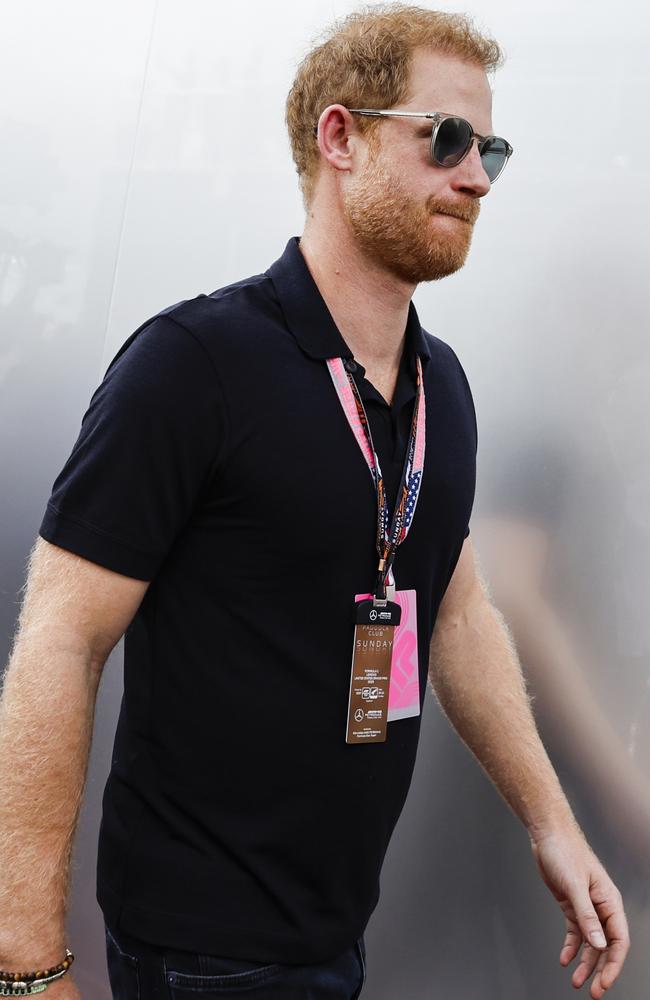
left=530, top=827, right=631, bottom=997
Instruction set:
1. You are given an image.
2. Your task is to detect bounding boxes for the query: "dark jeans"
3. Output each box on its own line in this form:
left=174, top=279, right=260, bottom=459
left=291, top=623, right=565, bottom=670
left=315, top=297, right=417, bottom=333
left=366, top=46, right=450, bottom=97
left=105, top=921, right=366, bottom=999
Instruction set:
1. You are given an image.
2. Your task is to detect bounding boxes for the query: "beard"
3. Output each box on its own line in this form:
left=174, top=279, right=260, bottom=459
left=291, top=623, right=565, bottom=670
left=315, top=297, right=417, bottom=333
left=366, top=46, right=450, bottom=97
left=343, top=141, right=481, bottom=284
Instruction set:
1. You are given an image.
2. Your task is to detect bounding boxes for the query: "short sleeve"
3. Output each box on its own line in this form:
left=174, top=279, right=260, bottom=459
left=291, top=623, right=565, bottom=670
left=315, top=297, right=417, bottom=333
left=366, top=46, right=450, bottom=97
left=38, top=315, right=226, bottom=581
left=446, top=342, right=478, bottom=544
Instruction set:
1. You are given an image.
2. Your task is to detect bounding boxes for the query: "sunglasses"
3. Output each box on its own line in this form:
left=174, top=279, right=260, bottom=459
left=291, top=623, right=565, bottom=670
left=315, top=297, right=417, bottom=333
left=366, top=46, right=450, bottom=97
left=345, top=109, right=513, bottom=183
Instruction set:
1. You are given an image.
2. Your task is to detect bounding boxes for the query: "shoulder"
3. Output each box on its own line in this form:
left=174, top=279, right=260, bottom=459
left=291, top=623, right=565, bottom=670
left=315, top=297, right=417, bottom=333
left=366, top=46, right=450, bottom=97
left=103, top=270, right=283, bottom=385
left=155, top=271, right=283, bottom=352
left=421, top=327, right=477, bottom=444
left=421, top=328, right=473, bottom=387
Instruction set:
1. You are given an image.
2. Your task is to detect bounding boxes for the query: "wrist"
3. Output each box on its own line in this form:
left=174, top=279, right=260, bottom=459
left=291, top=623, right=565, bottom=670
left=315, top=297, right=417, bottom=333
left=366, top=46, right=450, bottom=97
left=0, top=941, right=67, bottom=974
left=527, top=803, right=583, bottom=845
left=0, top=912, right=66, bottom=966
left=0, top=947, right=73, bottom=995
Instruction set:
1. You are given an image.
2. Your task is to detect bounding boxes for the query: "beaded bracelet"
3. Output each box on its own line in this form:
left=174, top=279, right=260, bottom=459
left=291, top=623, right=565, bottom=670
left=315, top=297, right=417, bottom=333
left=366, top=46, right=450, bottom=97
left=0, top=949, right=74, bottom=995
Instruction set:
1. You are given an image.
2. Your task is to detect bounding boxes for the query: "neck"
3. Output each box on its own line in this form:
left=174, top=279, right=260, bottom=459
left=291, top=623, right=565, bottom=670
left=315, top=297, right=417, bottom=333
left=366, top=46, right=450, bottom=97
left=298, top=217, right=416, bottom=374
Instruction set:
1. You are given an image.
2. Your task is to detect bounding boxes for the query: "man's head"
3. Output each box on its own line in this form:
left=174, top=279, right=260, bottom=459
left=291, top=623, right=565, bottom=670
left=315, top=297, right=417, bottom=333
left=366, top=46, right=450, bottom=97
left=285, top=5, right=506, bottom=283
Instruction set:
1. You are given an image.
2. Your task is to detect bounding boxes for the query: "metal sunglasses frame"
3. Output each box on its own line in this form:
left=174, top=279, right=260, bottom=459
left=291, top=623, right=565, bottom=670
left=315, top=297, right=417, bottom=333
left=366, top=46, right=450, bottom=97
left=345, top=108, right=513, bottom=183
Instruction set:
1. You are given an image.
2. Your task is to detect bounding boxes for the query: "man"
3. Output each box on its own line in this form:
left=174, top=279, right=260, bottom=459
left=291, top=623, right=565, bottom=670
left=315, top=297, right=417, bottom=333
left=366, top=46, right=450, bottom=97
left=0, top=5, right=630, bottom=999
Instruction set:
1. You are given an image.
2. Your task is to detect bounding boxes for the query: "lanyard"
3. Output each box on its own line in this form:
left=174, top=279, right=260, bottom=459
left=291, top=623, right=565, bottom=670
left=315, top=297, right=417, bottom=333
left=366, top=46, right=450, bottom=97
left=326, top=353, right=426, bottom=603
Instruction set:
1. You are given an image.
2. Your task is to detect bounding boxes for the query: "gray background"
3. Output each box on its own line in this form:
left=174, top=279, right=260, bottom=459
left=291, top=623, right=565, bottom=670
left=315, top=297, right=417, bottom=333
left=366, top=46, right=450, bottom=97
left=1, top=1, right=649, bottom=996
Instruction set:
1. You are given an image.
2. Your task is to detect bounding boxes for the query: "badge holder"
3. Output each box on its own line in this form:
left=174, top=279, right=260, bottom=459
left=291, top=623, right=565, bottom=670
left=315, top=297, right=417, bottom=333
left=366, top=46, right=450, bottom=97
left=345, top=562, right=401, bottom=744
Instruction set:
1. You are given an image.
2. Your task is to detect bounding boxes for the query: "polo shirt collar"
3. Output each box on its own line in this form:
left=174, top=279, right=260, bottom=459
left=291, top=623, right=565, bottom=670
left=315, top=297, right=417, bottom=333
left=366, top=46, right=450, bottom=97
left=266, top=236, right=431, bottom=366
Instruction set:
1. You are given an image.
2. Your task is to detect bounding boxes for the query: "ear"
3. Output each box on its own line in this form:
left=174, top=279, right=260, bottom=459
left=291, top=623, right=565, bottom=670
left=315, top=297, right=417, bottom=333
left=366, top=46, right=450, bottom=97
left=314, top=104, right=363, bottom=176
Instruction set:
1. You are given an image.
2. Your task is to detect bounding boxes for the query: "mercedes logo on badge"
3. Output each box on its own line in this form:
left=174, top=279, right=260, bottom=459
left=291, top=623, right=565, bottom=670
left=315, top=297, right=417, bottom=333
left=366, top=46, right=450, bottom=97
left=369, top=609, right=378, bottom=621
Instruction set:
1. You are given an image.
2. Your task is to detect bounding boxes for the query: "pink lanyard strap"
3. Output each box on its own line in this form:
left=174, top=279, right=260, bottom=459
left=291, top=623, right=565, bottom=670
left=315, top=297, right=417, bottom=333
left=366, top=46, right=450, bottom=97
left=326, top=354, right=426, bottom=600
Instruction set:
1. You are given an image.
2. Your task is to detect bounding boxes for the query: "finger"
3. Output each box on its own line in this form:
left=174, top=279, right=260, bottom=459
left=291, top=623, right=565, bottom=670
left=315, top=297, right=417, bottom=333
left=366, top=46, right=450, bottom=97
left=597, top=931, right=631, bottom=991
left=560, top=937, right=580, bottom=965
left=573, top=893, right=608, bottom=950
left=593, top=889, right=632, bottom=990
left=572, top=941, right=601, bottom=989
left=559, top=901, right=582, bottom=964
left=582, top=900, right=631, bottom=996
left=589, top=951, right=609, bottom=999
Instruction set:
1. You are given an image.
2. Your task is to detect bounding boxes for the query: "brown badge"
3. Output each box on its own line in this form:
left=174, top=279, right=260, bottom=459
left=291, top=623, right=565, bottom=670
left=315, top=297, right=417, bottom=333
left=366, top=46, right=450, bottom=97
left=345, top=599, right=401, bottom=744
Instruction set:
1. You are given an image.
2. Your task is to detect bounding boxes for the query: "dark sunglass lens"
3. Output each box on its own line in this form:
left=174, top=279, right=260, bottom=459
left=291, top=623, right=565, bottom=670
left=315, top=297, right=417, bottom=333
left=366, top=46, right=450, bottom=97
left=480, top=137, right=509, bottom=181
left=433, top=117, right=473, bottom=166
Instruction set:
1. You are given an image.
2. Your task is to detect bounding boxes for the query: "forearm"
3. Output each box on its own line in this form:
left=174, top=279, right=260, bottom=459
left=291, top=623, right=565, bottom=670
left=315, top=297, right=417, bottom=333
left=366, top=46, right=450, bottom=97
left=0, top=634, right=101, bottom=967
left=428, top=595, right=582, bottom=843
left=501, top=590, right=648, bottom=795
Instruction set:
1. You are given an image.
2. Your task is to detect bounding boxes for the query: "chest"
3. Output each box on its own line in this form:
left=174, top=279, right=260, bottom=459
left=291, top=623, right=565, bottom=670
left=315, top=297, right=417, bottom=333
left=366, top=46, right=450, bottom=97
left=193, top=357, right=476, bottom=576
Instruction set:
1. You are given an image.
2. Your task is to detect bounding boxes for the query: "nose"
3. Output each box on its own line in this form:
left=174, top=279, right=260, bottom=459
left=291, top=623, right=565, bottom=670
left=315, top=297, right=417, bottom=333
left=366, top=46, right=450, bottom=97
left=449, top=140, right=491, bottom=198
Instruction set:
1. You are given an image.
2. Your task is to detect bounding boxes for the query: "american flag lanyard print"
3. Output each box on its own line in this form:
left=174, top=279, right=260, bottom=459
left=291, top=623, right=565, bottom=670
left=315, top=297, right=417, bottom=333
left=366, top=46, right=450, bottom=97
left=326, top=354, right=426, bottom=605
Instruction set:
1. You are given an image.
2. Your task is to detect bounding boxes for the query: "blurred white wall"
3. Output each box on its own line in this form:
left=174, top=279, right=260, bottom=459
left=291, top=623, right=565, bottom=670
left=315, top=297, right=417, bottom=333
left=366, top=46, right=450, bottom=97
left=1, top=1, right=649, bottom=996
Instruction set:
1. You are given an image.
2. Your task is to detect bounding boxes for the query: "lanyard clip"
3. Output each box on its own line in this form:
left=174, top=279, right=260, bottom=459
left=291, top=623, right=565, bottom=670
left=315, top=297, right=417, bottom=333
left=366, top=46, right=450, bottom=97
left=373, top=558, right=388, bottom=606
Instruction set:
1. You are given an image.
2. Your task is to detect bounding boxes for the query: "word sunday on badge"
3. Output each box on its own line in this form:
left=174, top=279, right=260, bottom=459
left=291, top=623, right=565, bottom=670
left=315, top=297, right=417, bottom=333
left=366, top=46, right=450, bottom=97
left=345, top=598, right=401, bottom=744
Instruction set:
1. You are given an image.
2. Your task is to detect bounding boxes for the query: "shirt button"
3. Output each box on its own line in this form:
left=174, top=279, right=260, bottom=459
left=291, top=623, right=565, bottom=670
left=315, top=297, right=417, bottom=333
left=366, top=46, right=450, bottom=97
left=344, top=358, right=358, bottom=373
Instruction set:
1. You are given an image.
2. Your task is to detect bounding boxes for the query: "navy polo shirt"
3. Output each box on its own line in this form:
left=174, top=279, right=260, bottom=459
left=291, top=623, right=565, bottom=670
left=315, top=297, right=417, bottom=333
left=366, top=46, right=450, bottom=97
left=38, top=236, right=477, bottom=964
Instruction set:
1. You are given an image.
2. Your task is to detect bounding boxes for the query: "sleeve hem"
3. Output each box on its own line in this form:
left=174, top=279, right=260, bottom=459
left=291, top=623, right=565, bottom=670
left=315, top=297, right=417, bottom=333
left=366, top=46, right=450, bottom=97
left=38, top=504, right=158, bottom=581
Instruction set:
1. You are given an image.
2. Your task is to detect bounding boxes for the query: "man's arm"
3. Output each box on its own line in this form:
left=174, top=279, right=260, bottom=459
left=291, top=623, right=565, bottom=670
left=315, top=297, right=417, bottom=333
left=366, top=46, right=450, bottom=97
left=428, top=537, right=630, bottom=999
left=0, top=537, right=149, bottom=989
left=429, top=537, right=575, bottom=838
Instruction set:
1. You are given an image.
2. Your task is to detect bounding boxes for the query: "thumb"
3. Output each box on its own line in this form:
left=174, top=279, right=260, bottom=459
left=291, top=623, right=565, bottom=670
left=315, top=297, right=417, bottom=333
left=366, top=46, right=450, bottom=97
left=574, top=892, right=607, bottom=949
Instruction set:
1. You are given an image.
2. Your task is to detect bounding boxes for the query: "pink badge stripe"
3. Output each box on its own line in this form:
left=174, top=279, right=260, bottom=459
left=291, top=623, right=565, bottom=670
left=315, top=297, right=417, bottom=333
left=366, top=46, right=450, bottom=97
left=327, top=358, right=376, bottom=472
left=413, top=357, right=426, bottom=475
